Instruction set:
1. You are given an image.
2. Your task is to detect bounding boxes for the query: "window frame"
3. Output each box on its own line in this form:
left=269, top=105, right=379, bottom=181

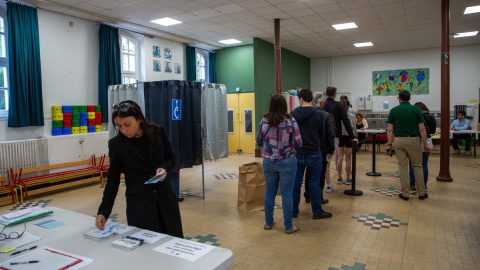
left=0, top=7, right=8, bottom=118
left=195, top=49, right=209, bottom=83
left=119, top=33, right=139, bottom=84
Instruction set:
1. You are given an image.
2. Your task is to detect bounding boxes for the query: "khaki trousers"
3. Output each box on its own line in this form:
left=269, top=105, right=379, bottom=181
left=393, top=137, right=426, bottom=197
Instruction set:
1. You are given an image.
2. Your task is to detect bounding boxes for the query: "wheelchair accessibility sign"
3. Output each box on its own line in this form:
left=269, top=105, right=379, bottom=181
left=172, top=99, right=182, bottom=120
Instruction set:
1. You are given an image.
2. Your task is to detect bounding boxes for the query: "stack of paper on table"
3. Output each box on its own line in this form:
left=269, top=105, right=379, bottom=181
left=111, top=236, right=144, bottom=251
left=83, top=227, right=115, bottom=241
left=0, top=207, right=53, bottom=226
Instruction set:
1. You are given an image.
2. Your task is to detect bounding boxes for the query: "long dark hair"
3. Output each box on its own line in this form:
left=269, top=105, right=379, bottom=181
left=112, top=100, right=160, bottom=145
left=264, top=94, right=290, bottom=126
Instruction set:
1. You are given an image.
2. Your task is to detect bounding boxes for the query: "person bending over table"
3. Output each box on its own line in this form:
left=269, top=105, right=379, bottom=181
left=96, top=100, right=183, bottom=238
left=450, top=110, right=471, bottom=156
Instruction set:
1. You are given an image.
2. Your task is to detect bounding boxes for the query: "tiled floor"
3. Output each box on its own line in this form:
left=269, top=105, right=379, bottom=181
left=1, top=148, right=479, bottom=270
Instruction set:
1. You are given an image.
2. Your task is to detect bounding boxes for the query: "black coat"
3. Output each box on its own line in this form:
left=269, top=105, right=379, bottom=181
left=324, top=98, right=355, bottom=139
left=97, top=125, right=183, bottom=238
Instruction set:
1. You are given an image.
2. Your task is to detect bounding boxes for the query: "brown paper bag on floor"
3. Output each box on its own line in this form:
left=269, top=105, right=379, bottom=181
left=237, top=161, right=266, bottom=212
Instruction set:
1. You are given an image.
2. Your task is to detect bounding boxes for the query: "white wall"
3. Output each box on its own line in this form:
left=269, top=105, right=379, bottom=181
left=144, top=37, right=185, bottom=81
left=311, top=44, right=480, bottom=112
left=0, top=10, right=99, bottom=142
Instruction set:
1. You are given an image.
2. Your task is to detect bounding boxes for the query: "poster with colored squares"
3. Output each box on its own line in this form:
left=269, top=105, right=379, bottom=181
left=372, top=68, right=429, bottom=96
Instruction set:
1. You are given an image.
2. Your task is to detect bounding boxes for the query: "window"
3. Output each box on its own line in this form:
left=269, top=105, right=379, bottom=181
left=196, top=50, right=208, bottom=82
left=0, top=9, right=8, bottom=118
left=120, top=34, right=138, bottom=84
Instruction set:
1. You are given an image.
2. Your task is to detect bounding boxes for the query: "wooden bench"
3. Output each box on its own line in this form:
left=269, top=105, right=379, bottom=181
left=0, top=176, right=18, bottom=206
left=12, top=155, right=106, bottom=202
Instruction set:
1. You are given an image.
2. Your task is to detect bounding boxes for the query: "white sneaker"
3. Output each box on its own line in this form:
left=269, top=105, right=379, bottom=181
left=326, top=184, right=334, bottom=193
left=465, top=151, right=471, bottom=156
left=335, top=170, right=338, bottom=175
left=346, top=179, right=352, bottom=185
left=337, top=179, right=343, bottom=184
left=453, top=149, right=460, bottom=155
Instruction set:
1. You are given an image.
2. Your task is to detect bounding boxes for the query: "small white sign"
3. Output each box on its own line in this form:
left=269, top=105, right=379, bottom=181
left=153, top=238, right=215, bottom=262
left=129, top=230, right=167, bottom=244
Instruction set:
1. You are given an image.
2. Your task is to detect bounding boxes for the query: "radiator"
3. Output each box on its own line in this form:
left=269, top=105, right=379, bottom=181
left=0, top=138, right=49, bottom=184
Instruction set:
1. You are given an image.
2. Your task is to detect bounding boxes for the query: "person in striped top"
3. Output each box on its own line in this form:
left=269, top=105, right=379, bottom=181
left=256, top=94, right=302, bottom=234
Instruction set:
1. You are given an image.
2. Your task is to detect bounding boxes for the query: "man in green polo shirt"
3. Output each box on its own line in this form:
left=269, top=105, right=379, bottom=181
left=385, top=90, right=430, bottom=200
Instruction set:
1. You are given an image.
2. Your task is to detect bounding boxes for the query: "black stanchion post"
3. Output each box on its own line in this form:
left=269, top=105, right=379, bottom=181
left=345, top=140, right=363, bottom=196
left=366, top=133, right=382, bottom=176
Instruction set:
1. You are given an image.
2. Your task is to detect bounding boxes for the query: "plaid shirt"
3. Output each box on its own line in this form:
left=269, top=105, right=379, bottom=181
left=256, top=117, right=302, bottom=161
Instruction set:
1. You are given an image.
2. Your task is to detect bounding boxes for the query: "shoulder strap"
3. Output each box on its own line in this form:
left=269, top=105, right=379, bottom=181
left=262, top=125, right=272, bottom=139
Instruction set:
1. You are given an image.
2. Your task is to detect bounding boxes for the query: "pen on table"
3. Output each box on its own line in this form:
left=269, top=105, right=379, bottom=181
left=11, top=245, right=37, bottom=255
left=10, top=260, right=40, bottom=265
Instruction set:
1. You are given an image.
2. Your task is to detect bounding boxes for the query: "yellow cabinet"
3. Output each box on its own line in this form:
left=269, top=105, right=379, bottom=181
left=227, top=93, right=255, bottom=153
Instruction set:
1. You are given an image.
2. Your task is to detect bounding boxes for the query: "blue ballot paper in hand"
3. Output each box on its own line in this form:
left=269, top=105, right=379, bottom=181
left=144, top=170, right=165, bottom=184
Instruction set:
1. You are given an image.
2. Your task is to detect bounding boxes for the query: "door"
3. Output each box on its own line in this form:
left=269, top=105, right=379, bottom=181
left=227, top=93, right=255, bottom=153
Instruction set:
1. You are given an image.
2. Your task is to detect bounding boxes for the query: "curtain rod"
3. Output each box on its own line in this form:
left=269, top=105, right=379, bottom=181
left=5, top=0, right=36, bottom=8
left=98, top=22, right=154, bottom=38
left=184, top=44, right=216, bottom=53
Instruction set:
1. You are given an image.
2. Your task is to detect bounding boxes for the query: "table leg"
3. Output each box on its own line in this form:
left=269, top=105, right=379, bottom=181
left=366, top=133, right=382, bottom=176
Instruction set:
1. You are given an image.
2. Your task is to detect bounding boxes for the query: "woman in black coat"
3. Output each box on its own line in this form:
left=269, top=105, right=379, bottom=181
left=95, top=100, right=183, bottom=238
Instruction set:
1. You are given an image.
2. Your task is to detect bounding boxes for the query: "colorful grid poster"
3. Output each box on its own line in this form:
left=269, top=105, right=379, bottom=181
left=372, top=68, right=429, bottom=96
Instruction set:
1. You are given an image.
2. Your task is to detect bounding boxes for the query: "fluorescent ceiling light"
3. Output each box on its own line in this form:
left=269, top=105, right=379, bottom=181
left=219, top=39, right=241, bottom=44
left=150, top=17, right=182, bottom=26
left=332, top=22, right=357, bottom=30
left=453, top=31, right=478, bottom=38
left=464, top=5, right=480, bottom=14
left=354, top=42, right=373, bottom=47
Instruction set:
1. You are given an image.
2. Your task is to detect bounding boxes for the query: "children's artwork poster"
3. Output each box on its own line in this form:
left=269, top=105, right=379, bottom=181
left=165, top=61, right=172, bottom=73
left=153, top=46, right=161, bottom=58
left=372, top=68, right=429, bottom=96
left=153, top=60, right=161, bottom=72
left=174, top=63, right=181, bottom=74
left=164, top=48, right=172, bottom=59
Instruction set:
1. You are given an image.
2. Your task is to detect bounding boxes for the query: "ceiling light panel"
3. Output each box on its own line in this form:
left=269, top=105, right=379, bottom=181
left=219, top=39, right=242, bottom=44
left=453, top=31, right=478, bottom=38
left=151, top=17, right=182, bottom=26
left=354, top=42, right=374, bottom=47
left=332, top=22, right=358, bottom=30
left=464, top=5, right=480, bottom=14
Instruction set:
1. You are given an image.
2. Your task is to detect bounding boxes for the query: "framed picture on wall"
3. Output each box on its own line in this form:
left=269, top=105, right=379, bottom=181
left=165, top=61, right=172, bottom=73
left=174, top=63, right=181, bottom=74
left=153, top=60, right=161, bottom=72
left=153, top=46, right=161, bottom=58
left=164, top=48, right=172, bottom=59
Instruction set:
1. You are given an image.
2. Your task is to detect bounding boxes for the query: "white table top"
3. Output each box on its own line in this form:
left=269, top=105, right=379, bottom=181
left=356, top=129, right=386, bottom=134
left=0, top=207, right=233, bottom=270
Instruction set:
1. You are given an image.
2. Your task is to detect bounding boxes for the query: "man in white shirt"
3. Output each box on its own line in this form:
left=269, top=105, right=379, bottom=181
left=450, top=111, right=471, bottom=156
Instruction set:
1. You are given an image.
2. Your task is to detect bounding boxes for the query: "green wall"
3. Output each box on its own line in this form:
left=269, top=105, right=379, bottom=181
left=215, top=45, right=254, bottom=94
left=253, top=38, right=311, bottom=137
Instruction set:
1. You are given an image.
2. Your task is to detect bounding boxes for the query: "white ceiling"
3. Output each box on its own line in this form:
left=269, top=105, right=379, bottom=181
left=19, top=0, right=480, bottom=58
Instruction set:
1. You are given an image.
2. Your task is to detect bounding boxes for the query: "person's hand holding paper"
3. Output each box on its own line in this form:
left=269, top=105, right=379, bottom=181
left=144, top=168, right=166, bottom=184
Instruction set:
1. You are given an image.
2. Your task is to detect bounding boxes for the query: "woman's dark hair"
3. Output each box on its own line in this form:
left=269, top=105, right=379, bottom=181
left=264, top=94, right=290, bottom=126
left=356, top=112, right=364, bottom=119
left=413, top=102, right=429, bottom=112
left=340, top=99, right=349, bottom=112
left=112, top=100, right=160, bottom=144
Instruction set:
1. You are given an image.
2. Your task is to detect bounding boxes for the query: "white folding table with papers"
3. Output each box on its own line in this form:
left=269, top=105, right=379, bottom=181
left=0, top=207, right=233, bottom=270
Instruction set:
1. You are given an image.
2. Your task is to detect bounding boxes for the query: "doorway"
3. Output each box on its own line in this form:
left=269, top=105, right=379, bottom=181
left=227, top=93, right=255, bottom=153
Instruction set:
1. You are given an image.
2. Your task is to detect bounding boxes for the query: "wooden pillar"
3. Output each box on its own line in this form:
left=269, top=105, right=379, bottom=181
left=437, top=0, right=452, bottom=182
left=274, top=18, right=281, bottom=94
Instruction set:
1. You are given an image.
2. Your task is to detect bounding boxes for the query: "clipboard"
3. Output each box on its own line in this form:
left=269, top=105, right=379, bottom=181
left=0, top=247, right=83, bottom=270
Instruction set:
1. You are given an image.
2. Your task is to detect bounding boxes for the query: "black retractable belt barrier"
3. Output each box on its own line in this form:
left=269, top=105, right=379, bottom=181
left=344, top=140, right=363, bottom=196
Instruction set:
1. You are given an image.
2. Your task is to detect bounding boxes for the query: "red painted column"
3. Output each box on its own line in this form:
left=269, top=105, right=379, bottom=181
left=437, top=0, right=452, bottom=182
left=274, top=18, right=281, bottom=94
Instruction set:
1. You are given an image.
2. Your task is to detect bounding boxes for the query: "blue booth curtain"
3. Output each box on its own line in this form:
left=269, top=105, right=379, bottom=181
left=208, top=52, right=217, bottom=83
left=143, top=80, right=203, bottom=170
left=7, top=2, right=44, bottom=127
left=98, top=24, right=121, bottom=123
left=186, top=45, right=196, bottom=82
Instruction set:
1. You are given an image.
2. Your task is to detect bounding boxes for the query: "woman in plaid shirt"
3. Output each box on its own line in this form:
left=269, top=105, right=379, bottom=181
left=256, top=94, right=302, bottom=234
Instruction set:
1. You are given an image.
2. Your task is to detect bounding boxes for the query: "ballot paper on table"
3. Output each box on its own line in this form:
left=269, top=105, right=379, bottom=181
left=83, top=226, right=115, bottom=241
left=153, top=238, right=215, bottom=262
left=128, top=230, right=167, bottom=244
left=144, top=170, right=165, bottom=184
left=0, top=207, right=53, bottom=226
left=108, top=222, right=136, bottom=235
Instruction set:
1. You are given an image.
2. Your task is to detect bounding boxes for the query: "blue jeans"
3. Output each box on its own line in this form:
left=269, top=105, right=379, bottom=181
left=409, top=152, right=429, bottom=187
left=304, top=154, right=327, bottom=200
left=263, top=157, right=297, bottom=231
left=169, top=171, right=180, bottom=198
left=293, top=153, right=323, bottom=216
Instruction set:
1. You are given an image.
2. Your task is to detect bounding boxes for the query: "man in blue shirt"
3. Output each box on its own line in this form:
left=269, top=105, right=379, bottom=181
left=450, top=111, right=471, bottom=156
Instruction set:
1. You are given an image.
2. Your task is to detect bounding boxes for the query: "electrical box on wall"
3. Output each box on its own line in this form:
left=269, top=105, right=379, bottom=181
left=365, top=96, right=373, bottom=110
left=358, top=97, right=365, bottom=110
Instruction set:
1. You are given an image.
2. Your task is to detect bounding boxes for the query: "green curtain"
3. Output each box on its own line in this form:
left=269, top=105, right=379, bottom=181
left=208, top=52, right=217, bottom=83
left=7, top=2, right=44, bottom=127
left=98, top=24, right=121, bottom=122
left=186, top=45, right=196, bottom=81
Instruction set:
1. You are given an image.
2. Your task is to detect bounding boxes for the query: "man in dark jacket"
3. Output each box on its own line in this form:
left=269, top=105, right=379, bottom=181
left=323, top=86, right=356, bottom=184
left=291, top=88, right=332, bottom=220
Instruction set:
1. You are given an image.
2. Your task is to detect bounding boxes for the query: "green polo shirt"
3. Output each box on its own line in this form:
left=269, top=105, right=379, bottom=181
left=387, top=101, right=424, bottom=136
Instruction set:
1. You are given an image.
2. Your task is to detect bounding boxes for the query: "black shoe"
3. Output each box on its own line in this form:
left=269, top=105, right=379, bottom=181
left=293, top=214, right=298, bottom=218
left=419, top=193, right=429, bottom=200
left=177, top=197, right=184, bottom=202
left=410, top=186, right=417, bottom=195
left=313, top=211, right=332, bottom=219
left=399, top=193, right=409, bottom=201
left=305, top=197, right=311, bottom=203
left=321, top=199, right=329, bottom=204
